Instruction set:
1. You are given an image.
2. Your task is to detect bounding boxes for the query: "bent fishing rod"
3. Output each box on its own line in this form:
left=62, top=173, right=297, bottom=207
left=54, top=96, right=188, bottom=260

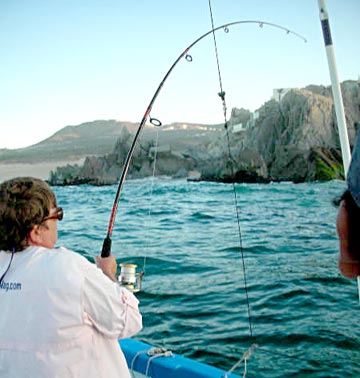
left=101, top=20, right=307, bottom=257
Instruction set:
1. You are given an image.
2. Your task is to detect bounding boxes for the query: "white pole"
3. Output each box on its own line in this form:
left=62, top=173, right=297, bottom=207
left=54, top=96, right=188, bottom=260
left=317, top=0, right=360, bottom=301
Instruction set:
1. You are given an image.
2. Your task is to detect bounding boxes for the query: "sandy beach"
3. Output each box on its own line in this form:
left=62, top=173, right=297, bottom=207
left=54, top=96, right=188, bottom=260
left=0, top=159, right=85, bottom=182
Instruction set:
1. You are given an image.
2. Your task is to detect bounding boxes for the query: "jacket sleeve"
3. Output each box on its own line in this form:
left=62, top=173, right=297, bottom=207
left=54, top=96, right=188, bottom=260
left=81, top=261, right=142, bottom=339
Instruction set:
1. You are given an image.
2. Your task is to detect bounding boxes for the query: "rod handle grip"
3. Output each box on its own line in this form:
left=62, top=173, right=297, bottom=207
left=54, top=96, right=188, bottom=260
left=101, top=236, right=112, bottom=257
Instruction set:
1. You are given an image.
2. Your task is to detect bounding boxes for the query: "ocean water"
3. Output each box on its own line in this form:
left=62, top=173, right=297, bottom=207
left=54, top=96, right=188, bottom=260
left=54, top=178, right=360, bottom=378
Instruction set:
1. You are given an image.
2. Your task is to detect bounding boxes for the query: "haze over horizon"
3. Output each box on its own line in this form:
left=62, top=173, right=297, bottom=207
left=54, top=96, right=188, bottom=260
left=1, top=0, right=359, bottom=149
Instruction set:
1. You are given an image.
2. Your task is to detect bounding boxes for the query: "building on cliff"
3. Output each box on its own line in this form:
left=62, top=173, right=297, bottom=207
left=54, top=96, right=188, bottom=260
left=231, top=110, right=259, bottom=133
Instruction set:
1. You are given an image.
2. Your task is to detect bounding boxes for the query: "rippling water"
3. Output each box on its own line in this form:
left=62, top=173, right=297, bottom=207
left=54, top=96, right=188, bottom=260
left=54, top=179, right=360, bottom=377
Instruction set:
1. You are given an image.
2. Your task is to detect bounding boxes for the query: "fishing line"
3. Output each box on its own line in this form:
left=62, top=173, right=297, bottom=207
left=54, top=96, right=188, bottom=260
left=208, top=0, right=226, bottom=120
left=208, top=0, right=253, bottom=338
left=142, top=126, right=161, bottom=275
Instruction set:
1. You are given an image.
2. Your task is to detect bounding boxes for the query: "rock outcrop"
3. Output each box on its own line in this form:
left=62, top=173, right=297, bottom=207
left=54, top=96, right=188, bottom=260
left=48, top=125, right=210, bottom=185
left=201, top=81, right=359, bottom=183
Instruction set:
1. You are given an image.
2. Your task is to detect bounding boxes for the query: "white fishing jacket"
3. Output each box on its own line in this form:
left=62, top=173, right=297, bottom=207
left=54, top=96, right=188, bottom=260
left=0, top=246, right=142, bottom=378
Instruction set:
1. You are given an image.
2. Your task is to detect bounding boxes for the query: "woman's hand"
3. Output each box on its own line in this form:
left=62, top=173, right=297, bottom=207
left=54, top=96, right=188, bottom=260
left=95, top=254, right=118, bottom=282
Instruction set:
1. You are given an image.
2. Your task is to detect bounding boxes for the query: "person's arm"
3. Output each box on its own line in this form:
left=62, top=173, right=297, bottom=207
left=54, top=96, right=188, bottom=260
left=336, top=197, right=360, bottom=278
left=82, top=255, right=142, bottom=339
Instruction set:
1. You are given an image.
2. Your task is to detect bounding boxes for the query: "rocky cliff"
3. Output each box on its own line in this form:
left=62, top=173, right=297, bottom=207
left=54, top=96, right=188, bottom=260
left=48, top=123, right=222, bottom=185
left=233, top=81, right=359, bottom=182
left=49, top=80, right=360, bottom=185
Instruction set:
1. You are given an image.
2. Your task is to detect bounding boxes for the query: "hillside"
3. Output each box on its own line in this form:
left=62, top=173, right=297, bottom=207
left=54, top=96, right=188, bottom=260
left=0, top=120, right=221, bottom=164
left=0, top=119, right=221, bottom=181
left=0, top=120, right=139, bottom=163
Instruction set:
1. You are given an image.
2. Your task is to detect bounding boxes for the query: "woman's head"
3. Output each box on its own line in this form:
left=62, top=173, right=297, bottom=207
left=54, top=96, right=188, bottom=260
left=0, top=177, right=58, bottom=251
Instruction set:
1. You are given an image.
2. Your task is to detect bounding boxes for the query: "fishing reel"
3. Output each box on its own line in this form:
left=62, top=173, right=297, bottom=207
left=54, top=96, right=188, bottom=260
left=118, top=263, right=144, bottom=293
left=101, top=237, right=144, bottom=293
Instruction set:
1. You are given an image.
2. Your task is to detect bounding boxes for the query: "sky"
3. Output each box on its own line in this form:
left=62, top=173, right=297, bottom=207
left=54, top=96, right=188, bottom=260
left=0, top=0, right=359, bottom=149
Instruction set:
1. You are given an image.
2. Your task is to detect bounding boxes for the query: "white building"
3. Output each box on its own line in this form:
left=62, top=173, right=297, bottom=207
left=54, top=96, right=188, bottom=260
left=232, top=110, right=260, bottom=133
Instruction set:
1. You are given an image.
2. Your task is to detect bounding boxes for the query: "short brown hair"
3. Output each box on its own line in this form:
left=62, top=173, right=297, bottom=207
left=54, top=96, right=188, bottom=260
left=0, top=177, right=57, bottom=251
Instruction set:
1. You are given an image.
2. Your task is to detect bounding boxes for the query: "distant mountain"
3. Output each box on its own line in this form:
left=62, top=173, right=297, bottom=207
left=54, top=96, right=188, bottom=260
left=0, top=120, right=138, bottom=163
left=0, top=120, right=218, bottom=164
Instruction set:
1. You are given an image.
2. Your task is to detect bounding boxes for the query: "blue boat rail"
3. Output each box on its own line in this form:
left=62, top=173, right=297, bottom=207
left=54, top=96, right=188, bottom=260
left=120, top=339, right=241, bottom=378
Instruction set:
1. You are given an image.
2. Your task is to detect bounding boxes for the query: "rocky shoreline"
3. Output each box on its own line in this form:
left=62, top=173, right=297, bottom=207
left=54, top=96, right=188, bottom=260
left=48, top=81, right=359, bottom=186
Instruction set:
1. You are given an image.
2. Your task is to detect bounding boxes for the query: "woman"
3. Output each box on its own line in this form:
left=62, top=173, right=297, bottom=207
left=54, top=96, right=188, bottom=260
left=0, top=177, right=142, bottom=377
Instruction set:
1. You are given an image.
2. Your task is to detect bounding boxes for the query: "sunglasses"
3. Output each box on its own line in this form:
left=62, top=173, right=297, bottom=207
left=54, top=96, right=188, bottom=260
left=42, top=207, right=64, bottom=222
